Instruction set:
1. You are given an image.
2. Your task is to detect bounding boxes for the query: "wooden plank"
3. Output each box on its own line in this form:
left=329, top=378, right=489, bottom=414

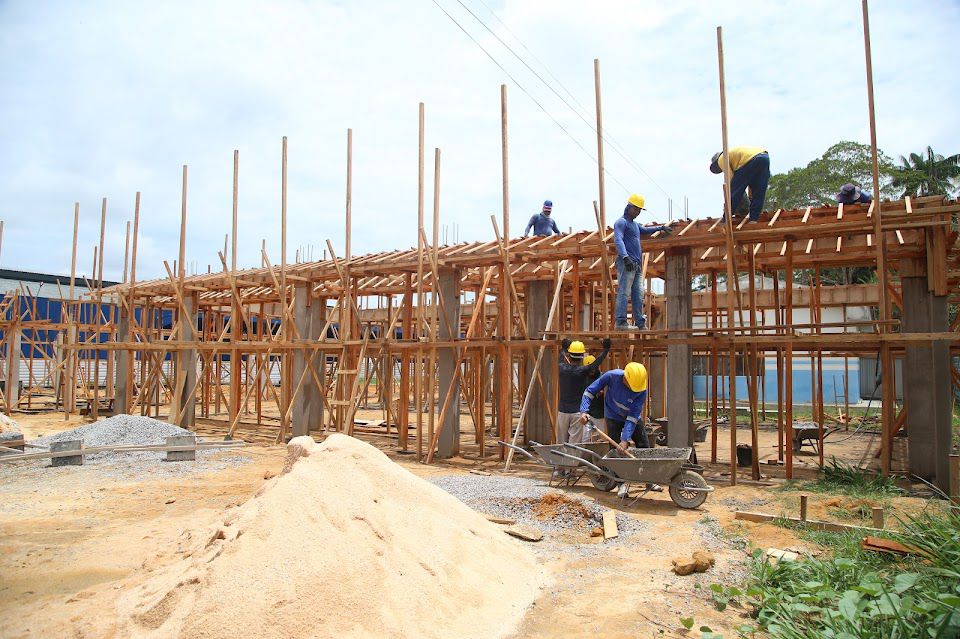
left=602, top=510, right=619, bottom=539
left=734, top=510, right=881, bottom=534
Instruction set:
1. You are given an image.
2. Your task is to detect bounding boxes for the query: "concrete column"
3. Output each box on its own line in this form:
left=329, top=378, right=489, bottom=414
left=665, top=249, right=693, bottom=447
left=901, top=272, right=951, bottom=492
left=648, top=354, right=665, bottom=420
left=291, top=285, right=312, bottom=438
left=4, top=325, right=21, bottom=409
left=524, top=280, right=554, bottom=444
left=307, top=298, right=326, bottom=432
left=436, top=268, right=462, bottom=458
left=114, top=306, right=131, bottom=414
left=171, top=294, right=198, bottom=429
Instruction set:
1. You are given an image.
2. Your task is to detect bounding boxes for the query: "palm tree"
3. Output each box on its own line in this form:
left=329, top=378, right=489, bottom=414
left=891, top=146, right=960, bottom=197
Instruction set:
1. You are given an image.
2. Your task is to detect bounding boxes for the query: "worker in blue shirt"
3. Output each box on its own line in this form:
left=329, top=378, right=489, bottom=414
left=614, top=194, right=671, bottom=330
left=524, top=200, right=560, bottom=237
left=578, top=362, right=650, bottom=453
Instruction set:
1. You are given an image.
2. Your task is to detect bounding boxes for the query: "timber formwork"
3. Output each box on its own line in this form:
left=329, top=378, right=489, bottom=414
left=45, top=193, right=953, bottom=490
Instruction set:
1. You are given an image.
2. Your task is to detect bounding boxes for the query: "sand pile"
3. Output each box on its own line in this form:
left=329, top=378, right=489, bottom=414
left=118, top=434, right=540, bottom=639
left=0, top=412, right=19, bottom=434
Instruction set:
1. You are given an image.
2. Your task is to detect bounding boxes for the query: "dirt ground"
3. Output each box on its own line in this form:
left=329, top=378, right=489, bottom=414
left=0, top=411, right=934, bottom=639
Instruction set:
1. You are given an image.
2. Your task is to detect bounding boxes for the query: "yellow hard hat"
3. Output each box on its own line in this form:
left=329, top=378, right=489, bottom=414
left=623, top=362, right=648, bottom=392
left=582, top=354, right=596, bottom=366
left=567, top=340, right=586, bottom=355
left=628, top=194, right=646, bottom=210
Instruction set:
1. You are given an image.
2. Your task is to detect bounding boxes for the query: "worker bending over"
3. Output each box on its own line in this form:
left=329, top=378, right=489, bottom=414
left=835, top=183, right=872, bottom=205
left=524, top=200, right=560, bottom=237
left=557, top=338, right=611, bottom=444
left=578, top=362, right=650, bottom=453
left=614, top=194, right=671, bottom=330
left=709, top=146, right=770, bottom=223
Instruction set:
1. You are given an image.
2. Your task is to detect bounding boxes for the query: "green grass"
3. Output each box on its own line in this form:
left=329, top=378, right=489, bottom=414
left=743, top=506, right=960, bottom=638
left=776, top=458, right=903, bottom=501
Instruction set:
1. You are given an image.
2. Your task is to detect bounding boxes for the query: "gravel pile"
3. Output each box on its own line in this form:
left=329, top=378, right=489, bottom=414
left=33, top=414, right=193, bottom=451
left=2, top=415, right=251, bottom=480
left=430, top=474, right=648, bottom=552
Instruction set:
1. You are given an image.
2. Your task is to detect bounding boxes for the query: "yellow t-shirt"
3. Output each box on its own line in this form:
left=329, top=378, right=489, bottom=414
left=716, top=146, right=766, bottom=172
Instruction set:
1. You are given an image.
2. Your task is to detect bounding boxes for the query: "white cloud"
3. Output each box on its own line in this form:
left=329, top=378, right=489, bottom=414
left=0, top=0, right=957, bottom=282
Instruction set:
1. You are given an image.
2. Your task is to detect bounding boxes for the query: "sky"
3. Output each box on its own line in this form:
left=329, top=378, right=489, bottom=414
left=1, top=0, right=958, bottom=283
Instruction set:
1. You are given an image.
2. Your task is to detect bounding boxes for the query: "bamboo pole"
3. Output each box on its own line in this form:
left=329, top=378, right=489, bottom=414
left=416, top=103, right=425, bottom=461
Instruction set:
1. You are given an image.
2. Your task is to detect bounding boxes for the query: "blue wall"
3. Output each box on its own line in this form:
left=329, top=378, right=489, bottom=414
left=694, top=357, right=860, bottom=404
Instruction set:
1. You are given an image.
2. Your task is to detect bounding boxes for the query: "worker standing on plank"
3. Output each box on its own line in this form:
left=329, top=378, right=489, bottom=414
left=557, top=338, right=611, bottom=444
left=578, top=362, right=650, bottom=453
left=524, top=200, right=560, bottom=237
left=614, top=194, right=671, bottom=330
left=835, top=183, right=872, bottom=205
left=709, top=146, right=770, bottom=223
left=581, top=354, right=607, bottom=441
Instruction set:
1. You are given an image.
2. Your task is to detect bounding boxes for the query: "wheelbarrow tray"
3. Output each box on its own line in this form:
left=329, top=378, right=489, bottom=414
left=598, top=447, right=693, bottom=485
left=530, top=441, right=609, bottom=468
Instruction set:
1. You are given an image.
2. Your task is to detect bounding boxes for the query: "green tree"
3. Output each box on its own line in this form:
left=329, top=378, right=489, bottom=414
left=891, top=146, right=960, bottom=197
left=765, top=141, right=897, bottom=211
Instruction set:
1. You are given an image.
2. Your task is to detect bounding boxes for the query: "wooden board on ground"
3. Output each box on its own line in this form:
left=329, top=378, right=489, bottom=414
left=735, top=510, right=881, bottom=534
left=602, top=510, right=619, bottom=540
left=504, top=524, right=543, bottom=542
left=861, top=536, right=925, bottom=557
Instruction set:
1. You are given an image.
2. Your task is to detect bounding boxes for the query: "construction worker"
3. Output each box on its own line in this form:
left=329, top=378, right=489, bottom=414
left=524, top=200, right=560, bottom=237
left=614, top=194, right=671, bottom=330
left=557, top=338, right=611, bottom=444
left=835, top=183, right=872, bottom=205
left=581, top=354, right=607, bottom=441
left=709, top=147, right=770, bottom=223
left=578, top=362, right=650, bottom=453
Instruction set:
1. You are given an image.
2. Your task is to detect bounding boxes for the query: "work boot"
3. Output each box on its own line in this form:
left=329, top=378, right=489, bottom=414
left=615, top=323, right=639, bottom=331
left=636, top=316, right=647, bottom=330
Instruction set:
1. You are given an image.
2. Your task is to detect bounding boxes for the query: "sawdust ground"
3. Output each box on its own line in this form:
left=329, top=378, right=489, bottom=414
left=0, top=412, right=939, bottom=639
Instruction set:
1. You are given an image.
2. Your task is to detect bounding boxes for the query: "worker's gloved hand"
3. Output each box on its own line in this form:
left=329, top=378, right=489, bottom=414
left=579, top=413, right=590, bottom=425
left=617, top=440, right=632, bottom=454
left=658, top=225, right=673, bottom=235
left=602, top=338, right=612, bottom=349
left=623, top=256, right=636, bottom=272
left=561, top=338, right=572, bottom=351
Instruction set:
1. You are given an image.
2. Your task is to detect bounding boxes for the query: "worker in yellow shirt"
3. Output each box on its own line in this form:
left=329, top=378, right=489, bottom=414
left=709, top=146, right=770, bottom=223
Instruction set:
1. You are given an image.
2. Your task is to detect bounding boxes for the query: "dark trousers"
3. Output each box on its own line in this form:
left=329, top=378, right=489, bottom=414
left=606, top=418, right=650, bottom=448
left=730, top=152, right=770, bottom=221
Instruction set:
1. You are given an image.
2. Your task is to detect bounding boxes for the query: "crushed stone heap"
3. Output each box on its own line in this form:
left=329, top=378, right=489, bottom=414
left=118, top=434, right=541, bottom=639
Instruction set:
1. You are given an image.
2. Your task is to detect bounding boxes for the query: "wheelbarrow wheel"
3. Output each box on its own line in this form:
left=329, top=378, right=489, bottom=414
left=589, top=473, right=618, bottom=492
left=669, top=470, right=709, bottom=509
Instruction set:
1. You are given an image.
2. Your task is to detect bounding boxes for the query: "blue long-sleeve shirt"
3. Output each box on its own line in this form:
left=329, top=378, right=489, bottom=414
left=613, top=216, right=663, bottom=263
left=579, top=370, right=647, bottom=442
left=525, top=213, right=560, bottom=237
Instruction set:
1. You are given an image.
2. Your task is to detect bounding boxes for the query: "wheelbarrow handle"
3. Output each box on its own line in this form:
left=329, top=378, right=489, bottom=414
left=562, top=443, right=605, bottom=463
left=497, top=441, right=543, bottom=464
left=553, top=450, right=618, bottom=481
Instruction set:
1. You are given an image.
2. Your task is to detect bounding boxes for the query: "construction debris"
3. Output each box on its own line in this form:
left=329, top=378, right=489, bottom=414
left=505, top=525, right=544, bottom=542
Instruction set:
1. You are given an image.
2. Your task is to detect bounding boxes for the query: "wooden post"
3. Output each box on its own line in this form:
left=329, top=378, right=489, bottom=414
left=799, top=494, right=808, bottom=522
left=593, top=61, right=609, bottom=330
left=416, top=102, right=425, bottom=461
left=861, top=0, right=895, bottom=475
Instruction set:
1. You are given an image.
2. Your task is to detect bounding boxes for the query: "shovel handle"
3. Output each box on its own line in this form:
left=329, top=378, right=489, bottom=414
left=587, top=418, right=637, bottom=459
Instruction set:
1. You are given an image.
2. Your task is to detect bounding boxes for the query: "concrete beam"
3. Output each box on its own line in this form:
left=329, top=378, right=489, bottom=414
left=114, top=307, right=131, bottom=414
left=170, top=294, right=198, bottom=429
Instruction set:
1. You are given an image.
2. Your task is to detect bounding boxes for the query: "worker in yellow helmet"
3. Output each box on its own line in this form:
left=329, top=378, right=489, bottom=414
left=614, top=194, right=672, bottom=330
left=578, top=362, right=651, bottom=453
left=709, top=147, right=770, bottom=223
left=557, top=338, right=610, bottom=444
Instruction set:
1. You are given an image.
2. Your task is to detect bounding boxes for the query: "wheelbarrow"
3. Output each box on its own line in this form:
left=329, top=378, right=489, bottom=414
left=791, top=422, right=838, bottom=454
left=558, top=444, right=713, bottom=509
left=498, top=440, right=610, bottom=487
